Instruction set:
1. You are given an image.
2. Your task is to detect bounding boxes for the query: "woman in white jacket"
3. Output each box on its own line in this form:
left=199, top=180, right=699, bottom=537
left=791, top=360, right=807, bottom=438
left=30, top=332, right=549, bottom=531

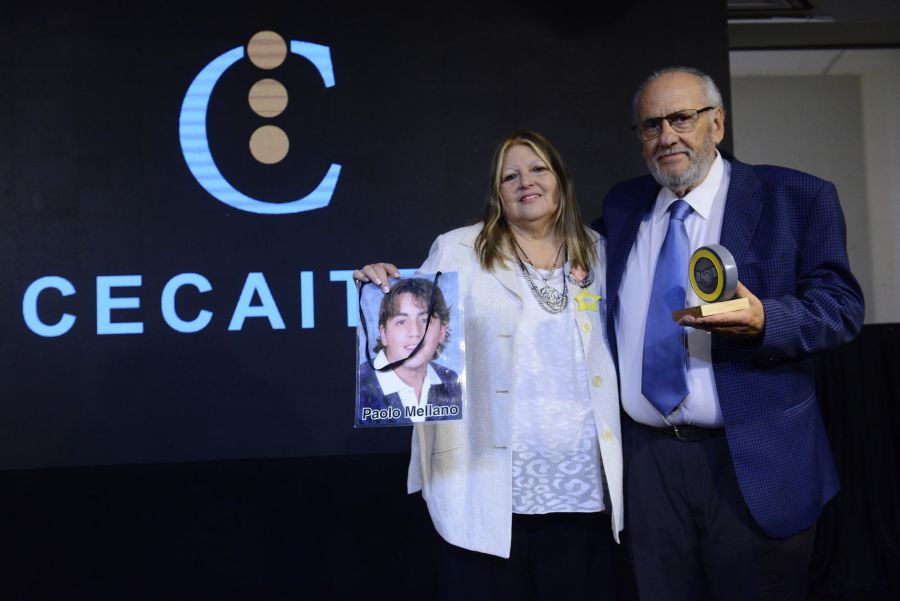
left=355, top=131, right=622, bottom=599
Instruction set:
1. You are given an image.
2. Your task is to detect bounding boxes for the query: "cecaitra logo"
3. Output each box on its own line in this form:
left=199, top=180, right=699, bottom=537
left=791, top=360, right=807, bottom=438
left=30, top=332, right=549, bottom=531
left=22, top=32, right=412, bottom=338
left=179, top=31, right=340, bottom=214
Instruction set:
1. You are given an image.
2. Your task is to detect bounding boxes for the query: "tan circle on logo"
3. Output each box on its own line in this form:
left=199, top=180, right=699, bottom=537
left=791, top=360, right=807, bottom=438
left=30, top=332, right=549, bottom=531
left=247, top=31, right=287, bottom=70
left=249, top=125, right=289, bottom=164
left=248, top=79, right=289, bottom=118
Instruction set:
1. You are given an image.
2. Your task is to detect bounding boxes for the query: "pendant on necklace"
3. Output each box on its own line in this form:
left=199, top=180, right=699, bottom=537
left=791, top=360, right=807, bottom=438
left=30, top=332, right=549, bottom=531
left=566, top=265, right=594, bottom=288
left=538, top=284, right=565, bottom=308
left=513, top=240, right=568, bottom=313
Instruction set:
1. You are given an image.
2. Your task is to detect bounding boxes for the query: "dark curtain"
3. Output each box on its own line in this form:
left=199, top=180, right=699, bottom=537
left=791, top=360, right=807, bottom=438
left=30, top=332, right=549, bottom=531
left=811, top=323, right=900, bottom=599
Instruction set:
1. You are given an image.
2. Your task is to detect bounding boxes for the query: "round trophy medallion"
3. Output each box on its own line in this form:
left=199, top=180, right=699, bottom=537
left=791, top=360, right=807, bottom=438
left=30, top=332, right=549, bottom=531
left=689, top=244, right=738, bottom=303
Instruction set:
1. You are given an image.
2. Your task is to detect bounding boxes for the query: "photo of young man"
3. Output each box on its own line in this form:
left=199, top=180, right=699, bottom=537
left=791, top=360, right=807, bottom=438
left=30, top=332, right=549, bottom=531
left=356, top=277, right=463, bottom=426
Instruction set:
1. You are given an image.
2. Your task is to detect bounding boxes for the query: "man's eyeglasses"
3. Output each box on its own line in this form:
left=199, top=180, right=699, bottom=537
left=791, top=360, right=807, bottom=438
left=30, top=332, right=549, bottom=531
left=632, top=106, right=715, bottom=141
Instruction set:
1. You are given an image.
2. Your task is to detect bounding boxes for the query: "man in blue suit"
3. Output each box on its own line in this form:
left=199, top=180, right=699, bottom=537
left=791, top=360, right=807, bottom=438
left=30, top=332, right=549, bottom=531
left=600, top=67, right=864, bottom=600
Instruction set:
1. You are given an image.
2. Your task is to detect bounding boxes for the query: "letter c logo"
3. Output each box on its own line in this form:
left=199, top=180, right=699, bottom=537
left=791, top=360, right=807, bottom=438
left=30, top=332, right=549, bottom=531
left=179, top=37, right=340, bottom=215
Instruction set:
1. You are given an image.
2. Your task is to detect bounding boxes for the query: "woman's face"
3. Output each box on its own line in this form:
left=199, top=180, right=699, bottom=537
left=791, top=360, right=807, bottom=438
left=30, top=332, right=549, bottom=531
left=498, top=144, right=560, bottom=231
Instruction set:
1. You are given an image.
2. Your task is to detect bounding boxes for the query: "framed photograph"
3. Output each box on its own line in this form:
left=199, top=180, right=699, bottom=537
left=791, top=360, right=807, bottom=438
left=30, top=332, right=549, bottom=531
left=355, top=272, right=464, bottom=427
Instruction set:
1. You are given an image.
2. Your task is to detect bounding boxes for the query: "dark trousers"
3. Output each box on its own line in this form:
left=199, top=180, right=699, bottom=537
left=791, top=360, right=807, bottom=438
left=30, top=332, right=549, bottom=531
left=432, top=512, right=616, bottom=601
left=624, top=417, right=816, bottom=601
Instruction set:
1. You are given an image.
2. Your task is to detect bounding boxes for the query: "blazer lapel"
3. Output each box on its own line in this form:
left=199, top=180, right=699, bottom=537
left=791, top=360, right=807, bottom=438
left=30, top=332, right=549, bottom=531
left=459, top=226, right=522, bottom=299
left=492, top=260, right=522, bottom=299
left=608, top=180, right=657, bottom=324
left=720, top=155, right=763, bottom=267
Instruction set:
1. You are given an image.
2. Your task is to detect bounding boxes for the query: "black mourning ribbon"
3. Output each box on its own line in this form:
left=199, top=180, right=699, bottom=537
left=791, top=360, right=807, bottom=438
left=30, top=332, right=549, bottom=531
left=358, top=271, right=443, bottom=372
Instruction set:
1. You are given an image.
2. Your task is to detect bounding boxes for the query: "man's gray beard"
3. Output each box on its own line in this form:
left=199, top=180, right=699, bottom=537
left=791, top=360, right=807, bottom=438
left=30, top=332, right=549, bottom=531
left=647, top=135, right=717, bottom=194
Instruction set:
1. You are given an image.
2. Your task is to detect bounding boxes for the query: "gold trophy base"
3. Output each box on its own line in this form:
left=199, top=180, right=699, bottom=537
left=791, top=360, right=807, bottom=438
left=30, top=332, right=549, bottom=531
left=672, top=297, right=749, bottom=320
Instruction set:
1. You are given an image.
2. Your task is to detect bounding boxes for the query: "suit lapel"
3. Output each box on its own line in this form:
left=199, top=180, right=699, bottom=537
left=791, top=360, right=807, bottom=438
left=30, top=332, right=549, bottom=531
left=609, top=180, right=657, bottom=323
left=460, top=226, right=523, bottom=299
left=720, top=155, right=763, bottom=267
left=492, top=260, right=522, bottom=299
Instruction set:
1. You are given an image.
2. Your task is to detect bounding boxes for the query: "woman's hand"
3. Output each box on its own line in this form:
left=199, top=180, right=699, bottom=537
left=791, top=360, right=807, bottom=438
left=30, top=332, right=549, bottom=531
left=353, top=263, right=401, bottom=293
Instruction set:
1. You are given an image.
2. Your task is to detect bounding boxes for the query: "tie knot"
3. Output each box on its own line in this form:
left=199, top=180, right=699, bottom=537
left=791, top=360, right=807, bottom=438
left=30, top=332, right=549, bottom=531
left=669, top=199, right=692, bottom=222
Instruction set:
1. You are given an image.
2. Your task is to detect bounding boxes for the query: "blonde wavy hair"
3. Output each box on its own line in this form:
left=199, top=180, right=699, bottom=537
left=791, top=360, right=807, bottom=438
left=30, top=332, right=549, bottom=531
left=474, top=131, right=597, bottom=272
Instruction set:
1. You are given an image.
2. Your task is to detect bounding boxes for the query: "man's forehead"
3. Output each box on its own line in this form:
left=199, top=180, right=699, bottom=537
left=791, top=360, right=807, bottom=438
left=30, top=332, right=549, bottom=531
left=640, top=73, right=704, bottom=111
left=390, top=308, right=429, bottom=317
left=389, top=294, right=429, bottom=316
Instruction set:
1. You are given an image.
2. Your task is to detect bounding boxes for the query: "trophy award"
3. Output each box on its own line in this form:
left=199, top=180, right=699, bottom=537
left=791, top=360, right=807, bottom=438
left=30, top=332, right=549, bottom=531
left=672, top=244, right=749, bottom=320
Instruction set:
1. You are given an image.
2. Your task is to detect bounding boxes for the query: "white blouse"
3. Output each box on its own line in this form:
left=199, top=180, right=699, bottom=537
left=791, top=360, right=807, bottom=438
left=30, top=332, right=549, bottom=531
left=511, top=265, right=604, bottom=514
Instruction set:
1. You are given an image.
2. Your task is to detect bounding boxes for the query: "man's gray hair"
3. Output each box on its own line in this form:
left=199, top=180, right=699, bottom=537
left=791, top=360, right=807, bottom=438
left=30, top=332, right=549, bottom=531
left=632, top=66, right=724, bottom=122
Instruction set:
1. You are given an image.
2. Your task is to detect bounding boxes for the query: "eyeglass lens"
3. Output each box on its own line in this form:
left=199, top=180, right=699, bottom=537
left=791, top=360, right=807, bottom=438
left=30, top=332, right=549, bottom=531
left=637, top=107, right=713, bottom=140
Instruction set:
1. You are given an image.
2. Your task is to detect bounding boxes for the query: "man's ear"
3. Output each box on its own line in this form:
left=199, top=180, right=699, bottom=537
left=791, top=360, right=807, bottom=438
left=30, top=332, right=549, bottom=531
left=712, top=106, right=726, bottom=145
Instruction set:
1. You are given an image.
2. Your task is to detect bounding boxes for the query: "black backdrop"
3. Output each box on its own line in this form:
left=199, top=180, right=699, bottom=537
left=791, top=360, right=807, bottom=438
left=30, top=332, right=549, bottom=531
left=811, top=324, right=900, bottom=599
left=1, top=1, right=732, bottom=470
left=3, top=2, right=897, bottom=600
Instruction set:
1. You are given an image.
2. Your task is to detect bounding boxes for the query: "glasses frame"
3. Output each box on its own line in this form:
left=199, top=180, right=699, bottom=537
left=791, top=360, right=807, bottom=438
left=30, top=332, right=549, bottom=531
left=632, top=106, right=716, bottom=141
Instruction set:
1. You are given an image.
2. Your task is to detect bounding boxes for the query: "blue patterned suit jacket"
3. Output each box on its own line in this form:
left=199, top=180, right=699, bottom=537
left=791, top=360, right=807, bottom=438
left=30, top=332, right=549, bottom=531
left=599, top=152, right=864, bottom=538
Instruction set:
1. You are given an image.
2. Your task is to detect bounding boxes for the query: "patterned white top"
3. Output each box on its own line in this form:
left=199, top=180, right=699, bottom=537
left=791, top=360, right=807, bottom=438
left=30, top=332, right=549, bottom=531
left=511, top=265, right=604, bottom=514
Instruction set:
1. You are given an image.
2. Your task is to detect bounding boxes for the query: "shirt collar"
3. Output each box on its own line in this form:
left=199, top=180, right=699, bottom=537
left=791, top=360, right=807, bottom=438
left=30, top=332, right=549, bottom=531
left=373, top=350, right=441, bottom=396
left=653, top=151, right=725, bottom=224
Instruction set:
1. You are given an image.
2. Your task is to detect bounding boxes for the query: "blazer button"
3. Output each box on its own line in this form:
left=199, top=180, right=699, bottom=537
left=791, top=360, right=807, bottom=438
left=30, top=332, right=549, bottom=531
left=592, top=376, right=603, bottom=387
left=581, top=322, right=591, bottom=333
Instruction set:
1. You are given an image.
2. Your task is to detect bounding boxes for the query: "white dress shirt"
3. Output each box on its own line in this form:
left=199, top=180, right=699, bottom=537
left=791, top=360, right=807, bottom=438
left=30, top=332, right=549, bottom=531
left=616, top=153, right=732, bottom=427
left=374, top=349, right=440, bottom=422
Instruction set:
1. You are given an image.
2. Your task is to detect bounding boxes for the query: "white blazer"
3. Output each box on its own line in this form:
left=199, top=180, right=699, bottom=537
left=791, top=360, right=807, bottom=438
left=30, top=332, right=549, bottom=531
left=407, top=224, right=623, bottom=558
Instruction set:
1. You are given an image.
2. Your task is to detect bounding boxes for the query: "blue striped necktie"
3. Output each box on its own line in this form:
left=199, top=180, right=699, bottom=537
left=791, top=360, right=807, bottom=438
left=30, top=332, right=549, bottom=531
left=642, top=199, right=692, bottom=416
